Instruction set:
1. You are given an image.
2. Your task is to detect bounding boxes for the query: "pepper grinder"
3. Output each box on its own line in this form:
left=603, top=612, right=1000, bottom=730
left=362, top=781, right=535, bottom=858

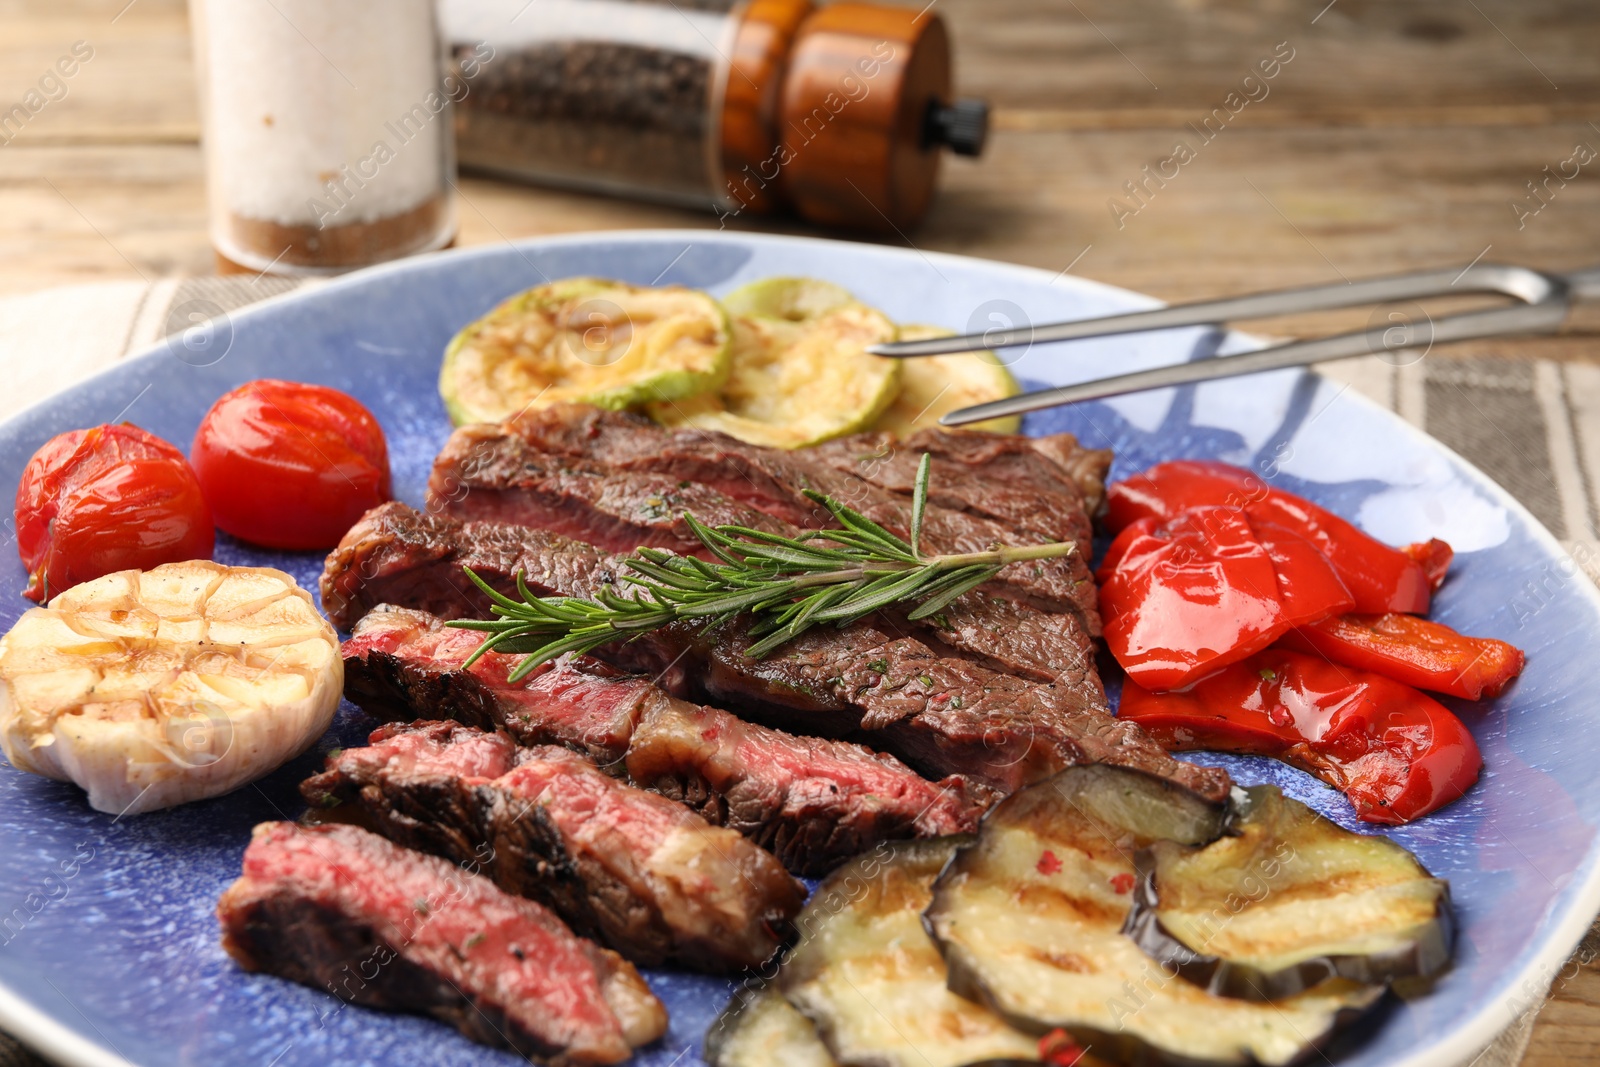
left=444, top=0, right=987, bottom=233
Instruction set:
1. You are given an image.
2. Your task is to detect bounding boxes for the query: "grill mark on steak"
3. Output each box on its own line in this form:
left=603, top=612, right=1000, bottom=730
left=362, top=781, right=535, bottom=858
left=325, top=499, right=1097, bottom=687
left=428, top=404, right=1100, bottom=630
left=326, top=506, right=1227, bottom=799
left=623, top=690, right=995, bottom=875
left=339, top=608, right=997, bottom=873
left=216, top=821, right=666, bottom=1064
left=300, top=720, right=804, bottom=971
left=341, top=607, right=650, bottom=768
left=321, top=501, right=613, bottom=633
left=804, top=427, right=1111, bottom=558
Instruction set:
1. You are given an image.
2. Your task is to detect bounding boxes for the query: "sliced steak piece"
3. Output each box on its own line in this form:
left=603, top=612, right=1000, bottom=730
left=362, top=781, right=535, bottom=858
left=328, top=512, right=1220, bottom=800
left=301, top=721, right=804, bottom=972
left=623, top=691, right=995, bottom=876
left=341, top=606, right=650, bottom=768
left=321, top=500, right=612, bottom=632
left=684, top=618, right=1227, bottom=801
left=428, top=404, right=1100, bottom=629
left=804, top=427, right=1112, bottom=556
left=339, top=607, right=997, bottom=874
left=340, top=599, right=1225, bottom=803
left=326, top=499, right=1096, bottom=686
left=216, top=821, right=666, bottom=1064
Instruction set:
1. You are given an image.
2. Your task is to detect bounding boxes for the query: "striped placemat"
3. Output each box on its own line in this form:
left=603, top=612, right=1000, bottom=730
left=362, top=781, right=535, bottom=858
left=0, top=275, right=1594, bottom=1067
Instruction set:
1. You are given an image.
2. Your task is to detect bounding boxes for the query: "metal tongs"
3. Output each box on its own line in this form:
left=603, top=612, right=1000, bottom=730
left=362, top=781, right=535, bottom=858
left=867, top=262, right=1600, bottom=427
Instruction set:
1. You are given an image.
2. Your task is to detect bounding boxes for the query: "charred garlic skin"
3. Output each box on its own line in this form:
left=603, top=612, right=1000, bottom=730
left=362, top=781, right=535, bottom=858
left=0, top=561, right=341, bottom=815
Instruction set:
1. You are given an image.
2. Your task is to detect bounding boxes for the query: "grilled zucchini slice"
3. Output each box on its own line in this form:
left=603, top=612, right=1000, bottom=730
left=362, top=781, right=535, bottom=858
left=923, top=766, right=1384, bottom=1067
left=780, top=836, right=1045, bottom=1067
left=874, top=325, right=1022, bottom=437
left=1124, top=785, right=1453, bottom=1000
left=649, top=278, right=900, bottom=449
left=440, top=277, right=731, bottom=425
left=705, top=986, right=837, bottom=1067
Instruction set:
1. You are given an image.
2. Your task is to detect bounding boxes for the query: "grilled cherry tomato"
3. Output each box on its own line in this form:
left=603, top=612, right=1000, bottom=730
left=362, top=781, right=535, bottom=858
left=14, top=423, right=213, bottom=602
left=1106, top=460, right=1433, bottom=614
left=191, top=379, right=391, bottom=551
left=1118, top=648, right=1482, bottom=824
left=1097, top=507, right=1352, bottom=690
left=1279, top=613, right=1524, bottom=700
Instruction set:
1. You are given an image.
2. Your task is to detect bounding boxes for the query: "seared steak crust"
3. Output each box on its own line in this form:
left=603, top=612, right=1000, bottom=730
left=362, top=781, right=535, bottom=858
left=301, top=721, right=804, bottom=971
left=325, top=499, right=1097, bottom=686
left=326, top=511, right=1227, bottom=800
left=322, top=501, right=612, bottom=632
left=339, top=608, right=998, bottom=874
left=428, top=404, right=1101, bottom=630
left=624, top=692, right=995, bottom=876
left=805, top=427, right=1112, bottom=556
left=216, top=821, right=666, bottom=1064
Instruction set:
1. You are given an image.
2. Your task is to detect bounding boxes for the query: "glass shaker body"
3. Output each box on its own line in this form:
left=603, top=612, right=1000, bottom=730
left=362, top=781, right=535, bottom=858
left=445, top=0, right=739, bottom=211
left=191, top=0, right=457, bottom=275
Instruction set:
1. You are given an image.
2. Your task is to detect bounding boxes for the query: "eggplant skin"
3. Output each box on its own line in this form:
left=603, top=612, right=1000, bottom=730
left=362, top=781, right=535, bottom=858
left=778, top=836, right=1048, bottom=1067
left=1123, top=786, right=1454, bottom=1001
left=923, top=766, right=1385, bottom=1067
left=704, top=985, right=837, bottom=1067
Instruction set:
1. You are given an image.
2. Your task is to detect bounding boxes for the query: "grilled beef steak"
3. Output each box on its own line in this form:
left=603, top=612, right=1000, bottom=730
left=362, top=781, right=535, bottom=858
left=325, top=510, right=1227, bottom=799
left=325, top=500, right=1098, bottom=687
left=622, top=687, right=992, bottom=875
left=301, top=721, right=804, bottom=971
left=339, top=608, right=997, bottom=874
left=428, top=404, right=1101, bottom=631
left=804, top=427, right=1111, bottom=558
left=217, top=821, right=666, bottom=1064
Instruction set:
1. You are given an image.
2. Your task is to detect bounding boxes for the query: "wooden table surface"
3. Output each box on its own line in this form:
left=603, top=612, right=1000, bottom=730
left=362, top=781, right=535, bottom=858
left=2, top=1, right=1599, bottom=1063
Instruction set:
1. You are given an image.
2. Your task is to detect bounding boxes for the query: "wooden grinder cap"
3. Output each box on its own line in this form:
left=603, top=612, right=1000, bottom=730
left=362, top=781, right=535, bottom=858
left=775, top=3, right=983, bottom=231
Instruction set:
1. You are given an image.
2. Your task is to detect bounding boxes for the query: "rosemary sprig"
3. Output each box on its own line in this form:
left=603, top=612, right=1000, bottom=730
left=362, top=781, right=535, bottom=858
left=449, top=454, right=1076, bottom=682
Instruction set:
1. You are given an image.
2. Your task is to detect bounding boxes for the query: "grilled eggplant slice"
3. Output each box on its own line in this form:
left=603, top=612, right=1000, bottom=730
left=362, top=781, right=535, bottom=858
left=1124, top=785, right=1453, bottom=1000
left=649, top=277, right=900, bottom=449
left=440, top=277, right=731, bottom=424
left=875, top=325, right=1022, bottom=437
left=705, top=986, right=837, bottom=1067
left=924, top=766, right=1384, bottom=1067
left=780, top=836, right=1046, bottom=1067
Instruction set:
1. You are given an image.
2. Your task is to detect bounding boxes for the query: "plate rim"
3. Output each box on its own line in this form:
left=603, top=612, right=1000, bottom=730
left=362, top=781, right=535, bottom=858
left=1, top=228, right=1596, bottom=1067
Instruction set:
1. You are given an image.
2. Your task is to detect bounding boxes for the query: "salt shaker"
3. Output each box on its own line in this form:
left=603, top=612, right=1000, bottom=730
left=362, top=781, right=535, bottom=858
left=442, top=0, right=987, bottom=233
left=190, top=0, right=457, bottom=276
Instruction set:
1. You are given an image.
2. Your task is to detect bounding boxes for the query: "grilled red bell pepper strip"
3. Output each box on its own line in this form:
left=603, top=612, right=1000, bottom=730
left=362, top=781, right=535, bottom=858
left=1278, top=613, right=1524, bottom=700
left=1401, top=539, right=1454, bottom=592
left=1096, top=507, right=1352, bottom=690
left=1105, top=460, right=1433, bottom=614
left=1253, top=518, right=1357, bottom=627
left=1118, top=648, right=1482, bottom=824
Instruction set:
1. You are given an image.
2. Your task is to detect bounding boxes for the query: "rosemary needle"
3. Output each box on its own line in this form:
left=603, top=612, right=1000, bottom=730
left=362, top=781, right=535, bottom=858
left=450, top=454, right=1077, bottom=682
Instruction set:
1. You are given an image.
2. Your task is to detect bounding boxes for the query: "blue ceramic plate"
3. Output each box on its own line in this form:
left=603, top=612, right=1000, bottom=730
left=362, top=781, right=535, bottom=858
left=0, top=232, right=1595, bottom=1067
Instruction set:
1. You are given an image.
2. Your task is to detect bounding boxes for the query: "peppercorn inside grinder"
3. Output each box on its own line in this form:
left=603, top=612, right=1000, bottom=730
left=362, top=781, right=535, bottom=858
left=444, top=0, right=987, bottom=232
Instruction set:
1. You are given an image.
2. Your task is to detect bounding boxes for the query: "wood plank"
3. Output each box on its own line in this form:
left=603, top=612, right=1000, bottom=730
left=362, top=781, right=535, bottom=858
left=1521, top=934, right=1600, bottom=1067
left=0, top=0, right=197, bottom=144
left=8, top=0, right=1600, bottom=145
left=2, top=117, right=1597, bottom=353
left=942, top=0, right=1600, bottom=118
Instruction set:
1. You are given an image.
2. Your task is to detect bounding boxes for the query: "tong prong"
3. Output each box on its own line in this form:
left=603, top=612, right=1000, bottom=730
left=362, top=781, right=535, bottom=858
left=868, top=263, right=1564, bottom=358
left=939, top=296, right=1569, bottom=426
